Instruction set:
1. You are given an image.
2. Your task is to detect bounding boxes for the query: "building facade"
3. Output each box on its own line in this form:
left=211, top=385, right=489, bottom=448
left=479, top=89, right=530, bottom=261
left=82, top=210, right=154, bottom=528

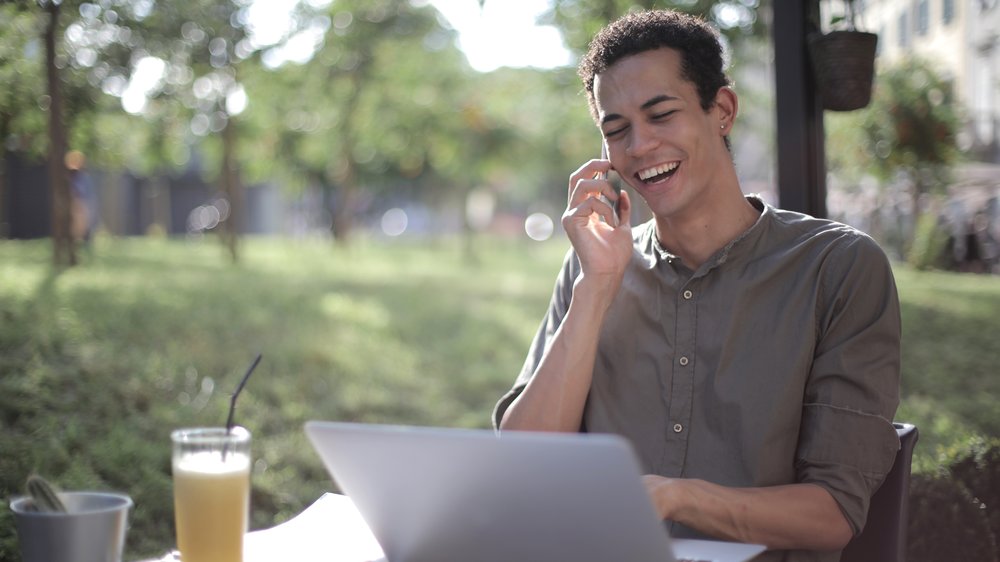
left=855, top=0, right=1000, bottom=161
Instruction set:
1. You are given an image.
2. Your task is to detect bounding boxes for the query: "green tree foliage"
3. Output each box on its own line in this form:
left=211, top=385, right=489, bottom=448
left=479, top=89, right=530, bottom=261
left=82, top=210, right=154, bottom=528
left=117, top=0, right=277, bottom=260
left=0, top=6, right=47, bottom=158
left=861, top=57, right=961, bottom=193
left=0, top=0, right=101, bottom=265
left=827, top=57, right=961, bottom=259
left=542, top=0, right=765, bottom=55
left=238, top=0, right=521, bottom=241
left=0, top=0, right=170, bottom=256
left=6, top=0, right=325, bottom=258
left=472, top=66, right=597, bottom=211
left=0, top=6, right=46, bottom=238
left=2, top=0, right=777, bottom=247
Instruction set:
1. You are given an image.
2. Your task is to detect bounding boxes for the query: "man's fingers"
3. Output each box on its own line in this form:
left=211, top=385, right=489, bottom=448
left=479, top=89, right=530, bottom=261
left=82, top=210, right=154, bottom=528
left=565, top=160, right=626, bottom=228
left=570, top=177, right=620, bottom=209
left=569, top=159, right=613, bottom=191
left=563, top=195, right=617, bottom=227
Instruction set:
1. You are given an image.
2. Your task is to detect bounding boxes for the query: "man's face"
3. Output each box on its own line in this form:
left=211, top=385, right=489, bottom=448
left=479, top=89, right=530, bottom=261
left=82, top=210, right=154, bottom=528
left=594, top=48, right=732, bottom=220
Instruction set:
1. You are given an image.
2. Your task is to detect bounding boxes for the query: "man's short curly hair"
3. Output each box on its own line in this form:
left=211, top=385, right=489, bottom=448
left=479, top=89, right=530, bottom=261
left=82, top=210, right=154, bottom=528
left=578, top=10, right=731, bottom=121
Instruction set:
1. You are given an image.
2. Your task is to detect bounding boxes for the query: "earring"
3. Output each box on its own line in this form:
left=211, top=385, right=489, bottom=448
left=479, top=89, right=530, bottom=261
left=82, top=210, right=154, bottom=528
left=720, top=124, right=725, bottom=129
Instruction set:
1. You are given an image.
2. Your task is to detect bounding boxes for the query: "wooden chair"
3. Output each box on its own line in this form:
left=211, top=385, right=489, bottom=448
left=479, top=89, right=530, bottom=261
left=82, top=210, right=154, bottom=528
left=840, top=423, right=919, bottom=562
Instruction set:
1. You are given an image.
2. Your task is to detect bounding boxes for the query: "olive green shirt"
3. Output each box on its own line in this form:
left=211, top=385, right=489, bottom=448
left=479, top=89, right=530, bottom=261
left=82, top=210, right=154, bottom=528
left=493, top=196, right=901, bottom=562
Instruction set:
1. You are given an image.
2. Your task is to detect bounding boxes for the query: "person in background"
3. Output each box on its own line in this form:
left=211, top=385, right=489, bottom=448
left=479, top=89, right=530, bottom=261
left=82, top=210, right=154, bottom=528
left=66, top=150, right=94, bottom=245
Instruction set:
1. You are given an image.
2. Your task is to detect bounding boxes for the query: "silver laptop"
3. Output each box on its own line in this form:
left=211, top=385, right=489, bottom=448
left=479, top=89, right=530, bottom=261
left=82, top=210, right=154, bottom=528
left=305, top=421, right=766, bottom=562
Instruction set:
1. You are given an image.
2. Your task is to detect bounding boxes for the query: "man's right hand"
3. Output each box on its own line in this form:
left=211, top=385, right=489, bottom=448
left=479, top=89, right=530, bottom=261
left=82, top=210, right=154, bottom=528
left=499, top=160, right=634, bottom=433
left=563, top=159, right=634, bottom=301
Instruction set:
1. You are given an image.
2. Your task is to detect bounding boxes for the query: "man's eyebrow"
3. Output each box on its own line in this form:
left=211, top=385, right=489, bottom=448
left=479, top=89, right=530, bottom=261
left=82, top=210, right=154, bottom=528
left=641, top=94, right=678, bottom=110
left=600, top=113, right=623, bottom=126
left=600, top=94, right=679, bottom=126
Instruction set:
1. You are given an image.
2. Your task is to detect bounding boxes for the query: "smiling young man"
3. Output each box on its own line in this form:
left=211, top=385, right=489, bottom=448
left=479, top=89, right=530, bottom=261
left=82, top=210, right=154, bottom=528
left=493, top=10, right=901, bottom=562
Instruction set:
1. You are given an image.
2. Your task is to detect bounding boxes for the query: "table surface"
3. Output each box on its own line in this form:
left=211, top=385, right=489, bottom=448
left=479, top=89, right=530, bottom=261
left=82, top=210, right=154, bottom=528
left=143, top=493, right=765, bottom=562
left=139, top=493, right=385, bottom=562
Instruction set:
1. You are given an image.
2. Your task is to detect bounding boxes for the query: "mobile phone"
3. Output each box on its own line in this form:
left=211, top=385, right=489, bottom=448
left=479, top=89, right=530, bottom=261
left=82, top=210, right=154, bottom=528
left=598, top=141, right=621, bottom=223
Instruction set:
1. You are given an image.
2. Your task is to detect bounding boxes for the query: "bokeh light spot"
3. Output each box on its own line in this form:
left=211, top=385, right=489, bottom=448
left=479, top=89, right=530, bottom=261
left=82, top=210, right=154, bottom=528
left=381, top=208, right=408, bottom=237
left=525, top=212, right=554, bottom=241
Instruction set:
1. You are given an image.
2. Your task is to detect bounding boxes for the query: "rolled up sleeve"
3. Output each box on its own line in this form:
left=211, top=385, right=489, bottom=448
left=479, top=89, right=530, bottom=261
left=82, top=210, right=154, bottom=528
left=796, top=404, right=899, bottom=534
left=795, top=233, right=902, bottom=535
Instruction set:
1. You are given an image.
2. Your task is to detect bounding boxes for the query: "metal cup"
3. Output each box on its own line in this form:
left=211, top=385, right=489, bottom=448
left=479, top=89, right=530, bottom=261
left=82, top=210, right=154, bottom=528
left=10, top=491, right=133, bottom=562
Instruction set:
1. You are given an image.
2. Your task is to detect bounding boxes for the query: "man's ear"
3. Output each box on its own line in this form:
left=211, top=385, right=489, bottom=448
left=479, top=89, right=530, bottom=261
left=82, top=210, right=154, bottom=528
left=714, top=86, right=738, bottom=135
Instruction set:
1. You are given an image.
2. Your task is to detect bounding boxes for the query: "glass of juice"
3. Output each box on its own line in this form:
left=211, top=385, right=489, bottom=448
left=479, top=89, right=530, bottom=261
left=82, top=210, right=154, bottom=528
left=171, top=427, right=251, bottom=562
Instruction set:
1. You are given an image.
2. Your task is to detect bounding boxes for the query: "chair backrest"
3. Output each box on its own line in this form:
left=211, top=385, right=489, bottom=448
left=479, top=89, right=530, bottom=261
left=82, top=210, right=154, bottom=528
left=840, top=422, right=919, bottom=562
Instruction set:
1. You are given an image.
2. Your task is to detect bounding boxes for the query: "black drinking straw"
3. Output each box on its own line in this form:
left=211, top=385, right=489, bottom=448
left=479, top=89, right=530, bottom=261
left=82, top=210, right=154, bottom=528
left=223, top=353, right=262, bottom=460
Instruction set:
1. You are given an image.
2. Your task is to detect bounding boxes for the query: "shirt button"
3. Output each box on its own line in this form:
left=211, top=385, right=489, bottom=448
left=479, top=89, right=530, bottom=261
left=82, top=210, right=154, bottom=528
left=673, top=423, right=683, bottom=433
left=683, top=290, right=693, bottom=300
left=679, top=356, right=689, bottom=366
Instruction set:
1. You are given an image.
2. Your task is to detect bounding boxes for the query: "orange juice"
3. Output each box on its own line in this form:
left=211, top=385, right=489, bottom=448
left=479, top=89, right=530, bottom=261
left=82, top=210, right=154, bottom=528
left=172, top=449, right=250, bottom=562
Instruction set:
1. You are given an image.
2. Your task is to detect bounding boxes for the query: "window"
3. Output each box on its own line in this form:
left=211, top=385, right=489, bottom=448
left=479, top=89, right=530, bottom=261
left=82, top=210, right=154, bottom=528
left=898, top=11, right=909, bottom=47
left=943, top=0, right=955, bottom=23
left=917, top=0, right=930, bottom=35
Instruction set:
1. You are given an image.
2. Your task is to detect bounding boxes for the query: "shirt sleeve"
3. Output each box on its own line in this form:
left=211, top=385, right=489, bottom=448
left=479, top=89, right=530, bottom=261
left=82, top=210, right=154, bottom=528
left=795, top=232, right=902, bottom=536
left=492, top=249, right=580, bottom=429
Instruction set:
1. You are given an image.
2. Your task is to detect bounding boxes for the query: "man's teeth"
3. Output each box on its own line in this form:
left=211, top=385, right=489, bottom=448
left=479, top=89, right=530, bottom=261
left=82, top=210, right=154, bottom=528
left=638, top=162, right=679, bottom=181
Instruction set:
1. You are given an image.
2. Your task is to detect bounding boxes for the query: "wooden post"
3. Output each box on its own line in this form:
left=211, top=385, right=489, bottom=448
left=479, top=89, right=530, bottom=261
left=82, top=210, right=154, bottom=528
left=772, top=0, right=827, bottom=218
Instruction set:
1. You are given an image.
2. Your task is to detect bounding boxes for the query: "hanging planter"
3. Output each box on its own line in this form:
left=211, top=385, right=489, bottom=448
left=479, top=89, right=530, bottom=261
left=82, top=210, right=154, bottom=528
left=807, top=0, right=879, bottom=111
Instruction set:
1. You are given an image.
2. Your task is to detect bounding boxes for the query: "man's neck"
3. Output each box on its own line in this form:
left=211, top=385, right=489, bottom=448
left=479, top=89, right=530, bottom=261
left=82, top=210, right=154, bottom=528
left=654, top=191, right=761, bottom=270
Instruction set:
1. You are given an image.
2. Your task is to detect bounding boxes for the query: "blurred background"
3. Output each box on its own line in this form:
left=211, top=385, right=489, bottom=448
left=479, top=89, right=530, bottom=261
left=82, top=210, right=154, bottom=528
left=1, top=0, right=998, bottom=561
left=1, top=0, right=997, bottom=268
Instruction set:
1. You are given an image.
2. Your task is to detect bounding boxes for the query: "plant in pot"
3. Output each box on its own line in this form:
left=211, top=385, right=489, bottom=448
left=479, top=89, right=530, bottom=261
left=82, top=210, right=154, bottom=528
left=808, top=0, right=879, bottom=111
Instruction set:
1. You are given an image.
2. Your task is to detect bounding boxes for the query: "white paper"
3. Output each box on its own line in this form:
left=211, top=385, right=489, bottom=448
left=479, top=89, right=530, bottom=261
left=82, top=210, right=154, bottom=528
left=243, top=493, right=386, bottom=562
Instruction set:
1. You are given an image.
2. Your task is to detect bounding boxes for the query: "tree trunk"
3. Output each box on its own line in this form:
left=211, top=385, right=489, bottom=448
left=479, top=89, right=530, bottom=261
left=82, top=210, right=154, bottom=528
left=45, top=1, right=75, bottom=266
left=330, top=166, right=356, bottom=244
left=220, top=115, right=241, bottom=263
left=328, top=60, right=374, bottom=245
left=329, top=142, right=358, bottom=245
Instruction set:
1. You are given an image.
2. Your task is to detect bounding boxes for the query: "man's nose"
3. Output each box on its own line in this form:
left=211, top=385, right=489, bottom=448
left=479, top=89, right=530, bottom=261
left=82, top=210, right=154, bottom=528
left=625, top=122, right=659, bottom=159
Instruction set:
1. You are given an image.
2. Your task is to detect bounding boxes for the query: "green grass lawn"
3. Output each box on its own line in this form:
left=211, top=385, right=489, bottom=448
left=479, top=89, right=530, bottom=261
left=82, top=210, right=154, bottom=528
left=894, top=267, right=1000, bottom=471
left=1, top=235, right=997, bottom=560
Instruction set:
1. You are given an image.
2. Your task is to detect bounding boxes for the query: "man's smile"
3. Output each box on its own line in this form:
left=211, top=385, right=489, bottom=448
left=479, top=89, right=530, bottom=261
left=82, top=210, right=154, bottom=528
left=636, top=161, right=680, bottom=184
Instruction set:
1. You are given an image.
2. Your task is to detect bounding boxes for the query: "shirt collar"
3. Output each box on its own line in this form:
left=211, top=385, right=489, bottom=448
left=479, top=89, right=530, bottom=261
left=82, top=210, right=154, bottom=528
left=644, top=194, right=770, bottom=271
